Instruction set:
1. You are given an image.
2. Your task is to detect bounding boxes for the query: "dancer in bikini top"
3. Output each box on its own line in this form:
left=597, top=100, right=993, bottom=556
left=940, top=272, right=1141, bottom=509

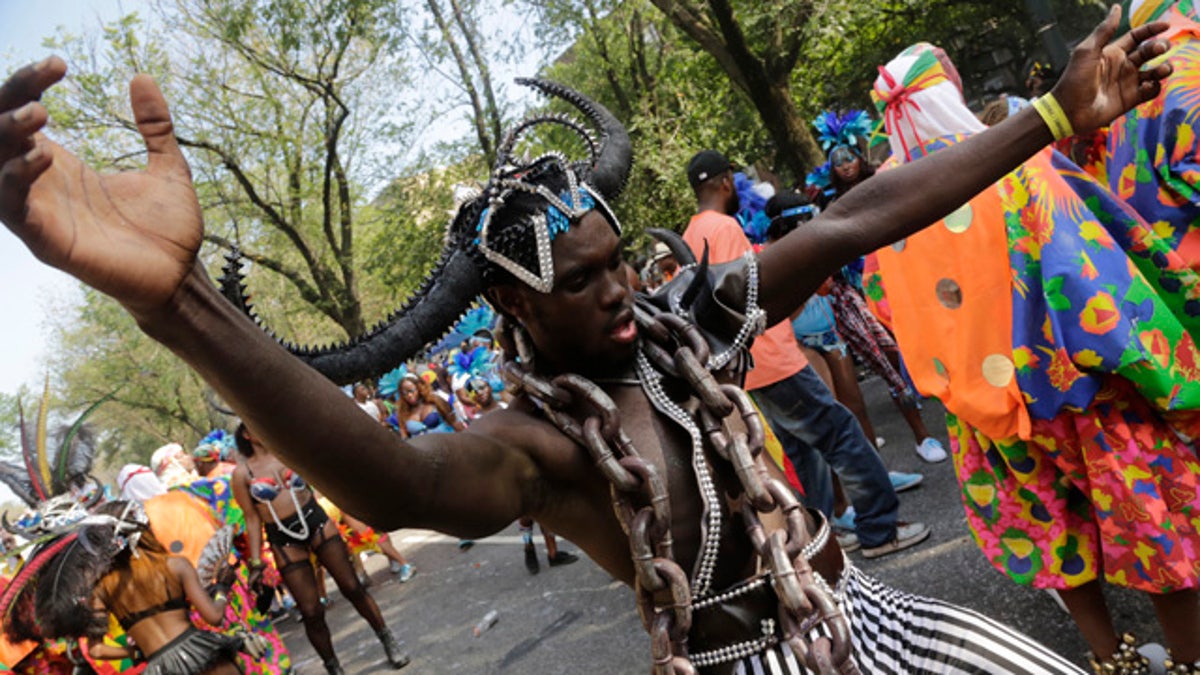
left=230, top=423, right=409, bottom=675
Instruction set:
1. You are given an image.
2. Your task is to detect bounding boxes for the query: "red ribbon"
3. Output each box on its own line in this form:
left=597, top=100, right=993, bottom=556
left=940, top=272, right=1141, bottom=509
left=875, top=66, right=949, bottom=162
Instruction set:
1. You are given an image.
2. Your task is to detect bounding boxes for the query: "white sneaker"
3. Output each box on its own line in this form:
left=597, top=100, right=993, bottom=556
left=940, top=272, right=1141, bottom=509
left=875, top=436, right=887, bottom=448
left=915, top=437, right=948, bottom=463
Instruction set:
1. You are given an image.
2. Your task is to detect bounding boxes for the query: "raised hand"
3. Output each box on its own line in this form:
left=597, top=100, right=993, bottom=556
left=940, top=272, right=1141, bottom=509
left=0, top=58, right=203, bottom=317
left=1054, top=5, right=1173, bottom=134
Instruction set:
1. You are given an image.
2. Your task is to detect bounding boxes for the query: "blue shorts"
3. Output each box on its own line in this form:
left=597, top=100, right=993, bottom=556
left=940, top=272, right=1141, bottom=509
left=798, top=329, right=848, bottom=357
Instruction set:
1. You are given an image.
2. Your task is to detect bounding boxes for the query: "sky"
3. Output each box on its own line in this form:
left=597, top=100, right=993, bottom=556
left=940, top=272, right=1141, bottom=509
left=0, top=0, right=143, bottom=399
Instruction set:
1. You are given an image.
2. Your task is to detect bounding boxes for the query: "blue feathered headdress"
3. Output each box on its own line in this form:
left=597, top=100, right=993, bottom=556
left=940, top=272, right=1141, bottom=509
left=377, top=364, right=411, bottom=399
left=448, top=346, right=504, bottom=394
left=426, top=302, right=499, bottom=356
left=734, top=172, right=772, bottom=245
left=806, top=161, right=832, bottom=189
left=814, top=110, right=874, bottom=152
left=193, top=429, right=234, bottom=462
left=455, top=305, right=496, bottom=339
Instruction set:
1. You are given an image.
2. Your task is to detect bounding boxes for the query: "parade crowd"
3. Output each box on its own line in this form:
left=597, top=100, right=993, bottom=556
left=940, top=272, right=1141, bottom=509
left=1, top=1, right=1199, bottom=674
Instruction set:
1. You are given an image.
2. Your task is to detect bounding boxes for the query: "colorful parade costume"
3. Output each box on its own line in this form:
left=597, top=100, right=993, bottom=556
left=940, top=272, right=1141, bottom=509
left=0, top=385, right=144, bottom=674
left=866, top=42, right=1200, bottom=593
left=1092, top=0, right=1200, bottom=270
left=218, top=78, right=1086, bottom=673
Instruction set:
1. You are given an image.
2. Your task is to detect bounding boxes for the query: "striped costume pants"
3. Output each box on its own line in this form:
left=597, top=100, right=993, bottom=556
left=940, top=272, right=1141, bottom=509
left=729, top=563, right=1083, bottom=674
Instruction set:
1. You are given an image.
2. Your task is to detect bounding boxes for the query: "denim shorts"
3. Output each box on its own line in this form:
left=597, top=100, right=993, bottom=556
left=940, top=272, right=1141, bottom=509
left=798, top=329, right=848, bottom=357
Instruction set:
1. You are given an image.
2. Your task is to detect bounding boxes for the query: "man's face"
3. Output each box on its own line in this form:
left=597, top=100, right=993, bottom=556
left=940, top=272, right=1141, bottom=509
left=655, top=255, right=678, bottom=276
left=495, top=210, right=636, bottom=377
left=353, top=384, right=368, bottom=402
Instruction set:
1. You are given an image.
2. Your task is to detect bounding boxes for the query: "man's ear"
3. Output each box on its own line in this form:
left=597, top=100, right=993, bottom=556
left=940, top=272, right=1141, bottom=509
left=486, top=285, right=526, bottom=325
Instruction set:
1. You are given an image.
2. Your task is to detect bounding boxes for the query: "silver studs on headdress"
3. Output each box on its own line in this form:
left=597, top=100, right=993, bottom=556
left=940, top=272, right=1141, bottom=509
left=473, top=102, right=624, bottom=294
left=475, top=151, right=620, bottom=293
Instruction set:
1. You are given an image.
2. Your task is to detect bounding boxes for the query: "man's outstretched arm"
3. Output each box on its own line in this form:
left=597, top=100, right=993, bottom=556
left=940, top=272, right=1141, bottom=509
left=757, top=7, right=1172, bottom=324
left=0, top=60, right=539, bottom=536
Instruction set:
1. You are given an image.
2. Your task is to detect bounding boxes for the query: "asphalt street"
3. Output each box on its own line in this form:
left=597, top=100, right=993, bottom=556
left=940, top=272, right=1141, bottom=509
left=277, top=375, right=1161, bottom=674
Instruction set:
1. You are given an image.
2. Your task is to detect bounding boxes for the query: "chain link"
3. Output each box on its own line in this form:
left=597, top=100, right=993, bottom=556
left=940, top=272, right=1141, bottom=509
left=505, top=308, right=857, bottom=674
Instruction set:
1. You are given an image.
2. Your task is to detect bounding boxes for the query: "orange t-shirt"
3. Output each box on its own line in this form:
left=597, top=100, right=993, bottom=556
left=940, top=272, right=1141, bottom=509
left=683, top=210, right=808, bottom=390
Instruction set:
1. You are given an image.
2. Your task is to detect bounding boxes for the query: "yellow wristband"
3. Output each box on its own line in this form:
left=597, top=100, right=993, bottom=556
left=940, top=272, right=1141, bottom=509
left=1033, top=93, right=1074, bottom=141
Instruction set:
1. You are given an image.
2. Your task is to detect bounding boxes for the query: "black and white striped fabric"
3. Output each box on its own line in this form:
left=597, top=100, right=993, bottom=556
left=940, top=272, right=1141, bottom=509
left=730, top=563, right=1084, bottom=675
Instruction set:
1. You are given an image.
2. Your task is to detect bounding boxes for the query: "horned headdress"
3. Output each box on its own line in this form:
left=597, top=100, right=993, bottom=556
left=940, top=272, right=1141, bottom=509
left=220, top=79, right=633, bottom=385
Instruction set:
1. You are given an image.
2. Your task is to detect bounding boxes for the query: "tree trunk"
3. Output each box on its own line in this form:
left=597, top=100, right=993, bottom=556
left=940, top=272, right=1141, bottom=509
left=750, top=80, right=824, bottom=179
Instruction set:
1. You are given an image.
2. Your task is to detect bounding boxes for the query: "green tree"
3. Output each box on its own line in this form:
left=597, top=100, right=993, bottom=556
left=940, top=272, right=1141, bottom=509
left=637, top=0, right=826, bottom=179
left=33, top=0, right=433, bottom=463
left=45, top=288, right=229, bottom=466
left=43, top=0, right=416, bottom=343
left=416, top=0, right=507, bottom=165
left=793, top=0, right=1107, bottom=120
left=531, top=0, right=770, bottom=251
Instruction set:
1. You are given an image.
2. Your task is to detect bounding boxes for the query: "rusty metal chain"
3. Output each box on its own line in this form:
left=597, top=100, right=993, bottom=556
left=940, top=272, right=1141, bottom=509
left=503, top=308, right=857, bottom=675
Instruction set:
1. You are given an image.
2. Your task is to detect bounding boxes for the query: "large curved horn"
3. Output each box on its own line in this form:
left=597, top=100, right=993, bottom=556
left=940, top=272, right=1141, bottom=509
left=514, top=78, right=632, bottom=201
left=219, top=227, right=487, bottom=386
left=647, top=228, right=697, bottom=267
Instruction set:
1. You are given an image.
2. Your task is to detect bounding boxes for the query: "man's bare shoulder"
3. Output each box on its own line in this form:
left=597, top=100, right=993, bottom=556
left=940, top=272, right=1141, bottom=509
left=460, top=396, right=592, bottom=482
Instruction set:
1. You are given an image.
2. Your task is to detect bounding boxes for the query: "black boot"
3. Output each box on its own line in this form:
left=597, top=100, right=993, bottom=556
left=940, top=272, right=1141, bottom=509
left=524, top=542, right=540, bottom=574
left=378, top=628, right=411, bottom=669
left=324, top=657, right=345, bottom=675
left=548, top=550, right=579, bottom=567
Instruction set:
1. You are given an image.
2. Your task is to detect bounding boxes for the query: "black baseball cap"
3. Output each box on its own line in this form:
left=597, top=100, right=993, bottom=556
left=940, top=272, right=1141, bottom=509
left=687, top=150, right=732, bottom=189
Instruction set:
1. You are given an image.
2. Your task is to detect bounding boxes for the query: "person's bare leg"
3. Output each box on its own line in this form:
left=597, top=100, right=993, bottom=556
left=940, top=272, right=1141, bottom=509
left=824, top=348, right=878, bottom=447
left=519, top=516, right=539, bottom=574
left=1150, top=589, right=1200, bottom=662
left=882, top=345, right=933, bottom=442
left=1058, top=581, right=1119, bottom=660
left=376, top=534, right=409, bottom=566
left=539, top=522, right=578, bottom=567
left=896, top=397, right=932, bottom=444
left=799, top=344, right=833, bottom=390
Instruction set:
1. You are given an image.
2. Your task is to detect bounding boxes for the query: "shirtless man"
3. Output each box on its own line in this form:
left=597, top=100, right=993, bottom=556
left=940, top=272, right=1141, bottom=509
left=0, top=8, right=1170, bottom=672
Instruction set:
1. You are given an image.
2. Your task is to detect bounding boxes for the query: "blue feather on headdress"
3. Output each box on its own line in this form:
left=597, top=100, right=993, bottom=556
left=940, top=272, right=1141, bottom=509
left=814, top=110, right=874, bottom=152
left=455, top=305, right=497, bottom=339
left=806, top=161, right=832, bottom=190
left=448, top=346, right=504, bottom=393
left=734, top=172, right=772, bottom=245
left=377, top=364, right=410, bottom=399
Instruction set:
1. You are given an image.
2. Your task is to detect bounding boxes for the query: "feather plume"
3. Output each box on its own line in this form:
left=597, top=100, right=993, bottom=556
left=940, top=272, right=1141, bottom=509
left=734, top=172, right=772, bottom=245
left=806, top=161, right=833, bottom=190
left=1, top=533, right=79, bottom=641
left=814, top=110, right=875, bottom=151
left=454, top=305, right=497, bottom=338
left=0, top=463, right=38, bottom=507
left=16, top=403, right=47, bottom=503
left=33, top=525, right=113, bottom=639
left=53, top=391, right=112, bottom=490
left=377, top=364, right=410, bottom=399
left=35, top=377, right=52, bottom=494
